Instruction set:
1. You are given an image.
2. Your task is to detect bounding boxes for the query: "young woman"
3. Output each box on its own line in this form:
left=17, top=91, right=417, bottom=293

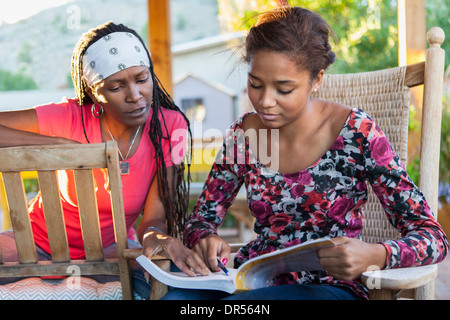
left=0, top=22, right=210, bottom=298
left=162, top=6, right=448, bottom=300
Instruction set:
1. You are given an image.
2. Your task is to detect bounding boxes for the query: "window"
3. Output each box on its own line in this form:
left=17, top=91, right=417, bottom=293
left=181, top=98, right=206, bottom=122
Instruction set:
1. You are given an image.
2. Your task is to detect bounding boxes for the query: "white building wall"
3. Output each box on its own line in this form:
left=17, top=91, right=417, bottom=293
left=174, top=75, right=235, bottom=139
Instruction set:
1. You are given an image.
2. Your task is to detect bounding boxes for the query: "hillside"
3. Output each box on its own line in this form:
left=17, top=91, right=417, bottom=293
left=0, top=0, right=221, bottom=89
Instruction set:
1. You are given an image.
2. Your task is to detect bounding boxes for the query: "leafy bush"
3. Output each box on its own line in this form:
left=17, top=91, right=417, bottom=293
left=439, top=182, right=450, bottom=204
left=407, top=99, right=450, bottom=203
left=440, top=96, right=450, bottom=184
left=0, top=69, right=38, bottom=91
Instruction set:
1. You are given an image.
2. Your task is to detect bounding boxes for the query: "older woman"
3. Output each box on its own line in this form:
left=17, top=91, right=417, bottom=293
left=0, top=22, right=210, bottom=298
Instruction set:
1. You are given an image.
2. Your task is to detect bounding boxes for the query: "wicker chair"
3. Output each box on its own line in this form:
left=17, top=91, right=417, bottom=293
left=312, top=27, right=446, bottom=300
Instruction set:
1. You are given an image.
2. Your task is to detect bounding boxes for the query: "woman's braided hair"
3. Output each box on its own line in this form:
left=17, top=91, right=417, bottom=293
left=71, top=21, right=191, bottom=240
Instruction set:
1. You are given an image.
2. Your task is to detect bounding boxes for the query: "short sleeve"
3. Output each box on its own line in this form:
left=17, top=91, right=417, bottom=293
left=160, top=109, right=188, bottom=167
left=35, top=99, right=75, bottom=138
left=34, top=98, right=99, bottom=143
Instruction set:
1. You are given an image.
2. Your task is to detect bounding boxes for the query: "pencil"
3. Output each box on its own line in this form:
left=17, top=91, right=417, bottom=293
left=217, top=258, right=229, bottom=275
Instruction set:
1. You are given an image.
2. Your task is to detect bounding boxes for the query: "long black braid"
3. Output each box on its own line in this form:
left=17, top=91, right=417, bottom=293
left=71, top=21, right=192, bottom=240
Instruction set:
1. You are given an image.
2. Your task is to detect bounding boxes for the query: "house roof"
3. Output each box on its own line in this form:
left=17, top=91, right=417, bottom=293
left=172, top=32, right=245, bottom=56
left=174, top=73, right=237, bottom=97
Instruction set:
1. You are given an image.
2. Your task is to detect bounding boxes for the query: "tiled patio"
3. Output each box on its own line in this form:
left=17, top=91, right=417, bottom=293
left=435, top=255, right=450, bottom=299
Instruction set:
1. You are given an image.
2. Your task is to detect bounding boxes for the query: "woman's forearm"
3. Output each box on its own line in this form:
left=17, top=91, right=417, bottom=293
left=0, top=124, right=78, bottom=147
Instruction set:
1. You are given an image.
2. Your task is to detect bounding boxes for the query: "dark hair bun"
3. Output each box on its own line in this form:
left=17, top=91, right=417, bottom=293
left=244, top=6, right=335, bottom=79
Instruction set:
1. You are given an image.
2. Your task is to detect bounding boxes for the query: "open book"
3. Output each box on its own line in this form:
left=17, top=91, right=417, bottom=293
left=136, top=237, right=335, bottom=294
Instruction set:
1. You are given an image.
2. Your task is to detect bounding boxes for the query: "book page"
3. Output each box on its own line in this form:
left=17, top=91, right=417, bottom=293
left=235, top=238, right=335, bottom=290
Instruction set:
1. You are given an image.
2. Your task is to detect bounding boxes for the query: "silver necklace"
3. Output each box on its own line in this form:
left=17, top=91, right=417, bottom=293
left=103, top=117, right=141, bottom=175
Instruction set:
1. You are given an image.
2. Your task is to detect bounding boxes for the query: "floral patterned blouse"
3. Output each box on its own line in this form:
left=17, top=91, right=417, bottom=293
left=185, top=108, right=448, bottom=299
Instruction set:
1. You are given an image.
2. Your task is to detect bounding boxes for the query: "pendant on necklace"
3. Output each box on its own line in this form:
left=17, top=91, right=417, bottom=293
left=120, top=161, right=130, bottom=175
left=102, top=117, right=141, bottom=176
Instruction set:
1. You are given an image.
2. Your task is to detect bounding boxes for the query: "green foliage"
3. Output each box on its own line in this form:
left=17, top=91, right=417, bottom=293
left=218, top=0, right=399, bottom=73
left=66, top=73, right=74, bottom=88
left=405, top=100, right=450, bottom=188
left=218, top=0, right=449, bottom=73
left=440, top=97, right=450, bottom=184
left=18, top=43, right=33, bottom=64
left=292, top=0, right=399, bottom=74
left=425, top=1, right=450, bottom=71
left=0, top=69, right=38, bottom=91
left=408, top=104, right=421, bottom=132
left=406, top=156, right=420, bottom=186
left=23, top=178, right=39, bottom=195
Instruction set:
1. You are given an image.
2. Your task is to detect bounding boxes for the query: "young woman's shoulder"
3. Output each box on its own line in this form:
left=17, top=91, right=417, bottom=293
left=322, top=101, right=381, bottom=141
left=240, top=111, right=260, bottom=132
left=311, top=100, right=352, bottom=135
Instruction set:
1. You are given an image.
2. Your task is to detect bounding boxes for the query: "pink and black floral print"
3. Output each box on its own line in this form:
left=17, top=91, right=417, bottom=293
left=185, top=108, right=448, bottom=299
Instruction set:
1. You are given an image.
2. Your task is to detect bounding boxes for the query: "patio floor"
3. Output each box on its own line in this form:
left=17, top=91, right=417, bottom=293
left=435, top=254, right=450, bottom=299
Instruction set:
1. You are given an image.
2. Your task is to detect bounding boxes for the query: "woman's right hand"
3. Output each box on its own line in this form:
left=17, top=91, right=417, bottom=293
left=192, top=234, right=231, bottom=273
left=141, top=229, right=211, bottom=277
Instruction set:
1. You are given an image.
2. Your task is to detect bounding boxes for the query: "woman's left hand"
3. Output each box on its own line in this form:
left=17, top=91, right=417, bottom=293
left=317, top=236, right=387, bottom=281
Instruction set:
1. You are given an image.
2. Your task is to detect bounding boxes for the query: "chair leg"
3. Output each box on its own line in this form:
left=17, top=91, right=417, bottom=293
left=119, top=259, right=134, bottom=300
left=368, top=289, right=399, bottom=300
left=149, top=259, right=170, bottom=300
left=414, top=281, right=435, bottom=300
left=369, top=281, right=436, bottom=300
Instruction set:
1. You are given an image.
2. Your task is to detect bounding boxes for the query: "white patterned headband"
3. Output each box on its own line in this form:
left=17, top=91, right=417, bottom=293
left=82, top=32, right=151, bottom=87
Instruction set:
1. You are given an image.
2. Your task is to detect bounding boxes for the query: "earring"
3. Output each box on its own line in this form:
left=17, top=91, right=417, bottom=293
left=91, top=104, right=103, bottom=118
left=312, top=88, right=318, bottom=93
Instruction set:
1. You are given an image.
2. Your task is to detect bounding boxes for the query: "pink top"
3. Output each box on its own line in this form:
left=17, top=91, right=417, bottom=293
left=30, top=98, right=187, bottom=259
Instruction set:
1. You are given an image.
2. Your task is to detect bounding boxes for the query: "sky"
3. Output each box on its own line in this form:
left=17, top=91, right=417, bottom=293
left=0, top=0, right=75, bottom=25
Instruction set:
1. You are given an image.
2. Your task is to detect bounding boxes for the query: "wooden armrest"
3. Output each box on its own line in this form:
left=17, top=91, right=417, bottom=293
left=361, top=264, right=438, bottom=290
left=122, top=248, right=167, bottom=261
left=123, top=248, right=141, bottom=260
left=230, top=243, right=245, bottom=253
left=123, top=247, right=170, bottom=300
